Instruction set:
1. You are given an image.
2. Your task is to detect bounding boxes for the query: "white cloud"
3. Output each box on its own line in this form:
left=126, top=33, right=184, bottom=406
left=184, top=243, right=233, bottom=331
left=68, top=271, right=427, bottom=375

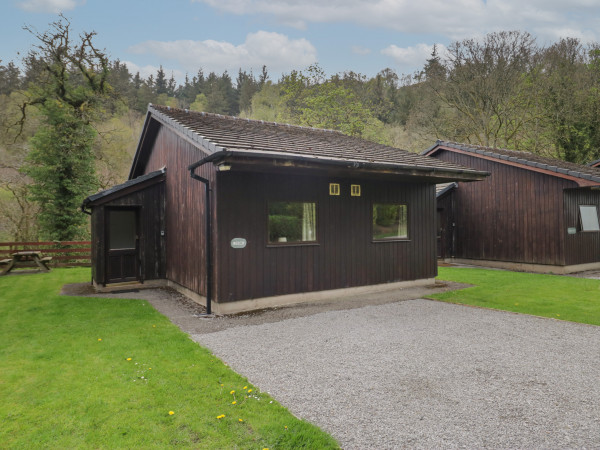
left=17, top=0, right=84, bottom=13
left=193, top=0, right=600, bottom=43
left=352, top=45, right=371, bottom=55
left=128, top=31, right=317, bottom=74
left=381, top=43, right=447, bottom=74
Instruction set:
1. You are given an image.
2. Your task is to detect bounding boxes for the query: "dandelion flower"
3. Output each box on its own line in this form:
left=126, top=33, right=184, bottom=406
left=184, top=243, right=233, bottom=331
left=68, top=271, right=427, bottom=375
left=98, top=338, right=102, bottom=341
left=239, top=418, right=243, bottom=422
left=285, top=426, right=288, bottom=429
left=217, top=414, right=225, bottom=419
left=232, top=401, right=237, bottom=405
left=168, top=411, right=175, bottom=415
left=230, top=390, right=235, bottom=395
left=126, top=357, right=132, bottom=361
left=149, top=368, right=152, bottom=370
left=248, top=389, right=252, bottom=393
left=243, top=386, right=248, bottom=390
left=556, top=314, right=560, bottom=317
left=153, top=325, right=156, bottom=328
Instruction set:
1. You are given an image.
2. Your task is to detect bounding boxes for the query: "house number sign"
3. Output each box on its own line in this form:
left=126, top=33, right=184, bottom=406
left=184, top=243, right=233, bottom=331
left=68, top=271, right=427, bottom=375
left=231, top=238, right=247, bottom=249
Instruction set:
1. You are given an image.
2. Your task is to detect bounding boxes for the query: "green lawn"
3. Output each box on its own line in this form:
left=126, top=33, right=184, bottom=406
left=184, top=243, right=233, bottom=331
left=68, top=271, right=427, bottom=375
left=0, top=268, right=339, bottom=449
left=430, top=267, right=600, bottom=326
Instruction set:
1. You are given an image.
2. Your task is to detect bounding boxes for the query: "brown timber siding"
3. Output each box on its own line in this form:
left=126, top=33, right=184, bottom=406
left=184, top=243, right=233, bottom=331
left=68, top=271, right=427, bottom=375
left=142, top=124, right=216, bottom=296
left=563, top=188, right=600, bottom=265
left=215, top=171, right=437, bottom=302
left=434, top=150, right=577, bottom=266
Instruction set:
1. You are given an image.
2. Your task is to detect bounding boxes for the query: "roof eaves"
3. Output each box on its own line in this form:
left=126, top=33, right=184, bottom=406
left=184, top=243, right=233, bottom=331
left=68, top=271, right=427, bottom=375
left=213, top=148, right=488, bottom=179
left=83, top=168, right=166, bottom=206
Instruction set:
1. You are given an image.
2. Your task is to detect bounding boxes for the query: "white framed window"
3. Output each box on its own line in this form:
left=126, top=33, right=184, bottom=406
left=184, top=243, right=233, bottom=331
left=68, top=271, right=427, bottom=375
left=579, top=205, right=600, bottom=231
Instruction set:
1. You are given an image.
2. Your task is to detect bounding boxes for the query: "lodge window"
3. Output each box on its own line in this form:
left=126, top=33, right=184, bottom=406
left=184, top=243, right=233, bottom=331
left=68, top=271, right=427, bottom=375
left=268, top=201, right=317, bottom=244
left=372, top=203, right=408, bottom=240
left=579, top=205, right=600, bottom=232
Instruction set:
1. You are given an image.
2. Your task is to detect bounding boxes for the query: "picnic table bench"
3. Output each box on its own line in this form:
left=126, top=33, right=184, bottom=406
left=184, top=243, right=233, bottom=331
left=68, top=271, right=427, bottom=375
left=0, top=251, right=52, bottom=275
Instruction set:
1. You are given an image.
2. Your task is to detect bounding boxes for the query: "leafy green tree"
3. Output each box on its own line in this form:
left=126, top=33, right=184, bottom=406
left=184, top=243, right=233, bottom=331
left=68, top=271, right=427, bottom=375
left=19, top=15, right=109, bottom=240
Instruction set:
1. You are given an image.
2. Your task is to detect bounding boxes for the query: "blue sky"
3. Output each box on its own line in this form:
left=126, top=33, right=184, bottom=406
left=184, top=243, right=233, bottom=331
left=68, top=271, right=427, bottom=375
left=2, top=0, right=600, bottom=84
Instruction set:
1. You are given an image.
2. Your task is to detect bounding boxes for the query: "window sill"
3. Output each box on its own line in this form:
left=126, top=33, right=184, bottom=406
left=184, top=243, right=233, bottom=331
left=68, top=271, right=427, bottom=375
left=267, top=242, right=320, bottom=248
left=372, top=238, right=411, bottom=243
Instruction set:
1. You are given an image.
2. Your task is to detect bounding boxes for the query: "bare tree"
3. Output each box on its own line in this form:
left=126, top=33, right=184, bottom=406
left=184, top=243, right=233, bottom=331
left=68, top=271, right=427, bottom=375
left=427, top=31, right=542, bottom=148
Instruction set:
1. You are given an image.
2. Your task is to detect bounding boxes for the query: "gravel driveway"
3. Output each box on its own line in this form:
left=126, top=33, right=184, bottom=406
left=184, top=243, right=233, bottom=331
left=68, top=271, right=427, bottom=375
left=194, top=299, right=600, bottom=449
left=64, top=282, right=600, bottom=448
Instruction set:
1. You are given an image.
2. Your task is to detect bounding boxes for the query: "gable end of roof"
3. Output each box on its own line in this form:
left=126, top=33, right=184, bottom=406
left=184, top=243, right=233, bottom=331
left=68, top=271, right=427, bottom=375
left=425, top=141, right=600, bottom=185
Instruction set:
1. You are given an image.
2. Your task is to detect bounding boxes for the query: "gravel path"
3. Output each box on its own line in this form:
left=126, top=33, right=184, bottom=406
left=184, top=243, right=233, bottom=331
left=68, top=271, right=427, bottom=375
left=194, top=300, right=600, bottom=449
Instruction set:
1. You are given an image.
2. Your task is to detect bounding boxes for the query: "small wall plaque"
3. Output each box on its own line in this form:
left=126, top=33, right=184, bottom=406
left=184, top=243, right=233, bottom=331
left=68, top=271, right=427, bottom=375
left=567, top=227, right=576, bottom=235
left=231, top=238, right=247, bottom=249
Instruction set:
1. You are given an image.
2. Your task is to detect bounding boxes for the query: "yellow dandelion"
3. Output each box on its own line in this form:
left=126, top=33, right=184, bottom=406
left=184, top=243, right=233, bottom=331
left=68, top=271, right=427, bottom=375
left=556, top=314, right=560, bottom=317
left=220, top=384, right=224, bottom=386
left=149, top=368, right=152, bottom=370
left=243, top=386, right=248, bottom=390
left=232, top=401, right=237, bottom=405
left=285, top=426, right=288, bottom=429
left=168, top=411, right=175, bottom=416
left=248, top=389, right=253, bottom=393
left=153, top=325, right=156, bottom=327
left=239, top=418, right=243, bottom=422
left=217, top=414, right=225, bottom=419
left=230, top=390, right=235, bottom=395
left=126, top=357, right=132, bottom=361
left=98, top=338, right=102, bottom=341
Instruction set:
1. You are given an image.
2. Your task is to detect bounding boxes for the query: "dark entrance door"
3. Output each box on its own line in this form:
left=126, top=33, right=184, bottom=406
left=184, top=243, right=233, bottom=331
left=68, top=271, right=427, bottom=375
left=107, top=209, right=139, bottom=283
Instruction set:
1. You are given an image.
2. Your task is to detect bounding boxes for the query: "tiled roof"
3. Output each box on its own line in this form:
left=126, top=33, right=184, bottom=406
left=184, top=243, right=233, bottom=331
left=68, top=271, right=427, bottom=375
left=424, top=140, right=600, bottom=184
left=436, top=182, right=457, bottom=197
left=589, top=158, right=600, bottom=168
left=148, top=105, right=485, bottom=177
left=83, top=168, right=165, bottom=206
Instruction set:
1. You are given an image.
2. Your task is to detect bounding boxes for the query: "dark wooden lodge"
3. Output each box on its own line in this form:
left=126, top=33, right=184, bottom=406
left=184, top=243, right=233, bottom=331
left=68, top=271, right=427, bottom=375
left=424, top=141, right=600, bottom=273
left=83, top=106, right=486, bottom=313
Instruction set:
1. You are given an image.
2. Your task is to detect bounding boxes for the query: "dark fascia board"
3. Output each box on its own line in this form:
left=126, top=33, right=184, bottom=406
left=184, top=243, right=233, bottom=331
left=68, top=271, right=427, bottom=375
left=83, top=169, right=165, bottom=207
left=424, top=142, right=600, bottom=185
left=189, top=149, right=488, bottom=182
left=128, top=110, right=159, bottom=179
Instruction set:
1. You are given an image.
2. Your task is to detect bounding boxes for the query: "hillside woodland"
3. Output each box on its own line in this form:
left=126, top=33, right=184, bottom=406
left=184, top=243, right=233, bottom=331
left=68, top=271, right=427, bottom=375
left=1, top=19, right=599, bottom=241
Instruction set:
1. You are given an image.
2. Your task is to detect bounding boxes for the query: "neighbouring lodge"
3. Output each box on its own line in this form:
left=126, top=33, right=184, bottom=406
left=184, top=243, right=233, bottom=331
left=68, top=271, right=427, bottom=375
left=425, top=141, right=600, bottom=273
left=82, top=105, right=487, bottom=314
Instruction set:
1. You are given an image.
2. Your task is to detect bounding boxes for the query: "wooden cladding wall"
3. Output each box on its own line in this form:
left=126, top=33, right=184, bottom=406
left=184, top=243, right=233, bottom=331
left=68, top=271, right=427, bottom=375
left=215, top=171, right=437, bottom=303
left=563, top=188, right=600, bottom=265
left=433, top=150, right=577, bottom=265
left=91, top=180, right=166, bottom=285
left=142, top=124, right=215, bottom=296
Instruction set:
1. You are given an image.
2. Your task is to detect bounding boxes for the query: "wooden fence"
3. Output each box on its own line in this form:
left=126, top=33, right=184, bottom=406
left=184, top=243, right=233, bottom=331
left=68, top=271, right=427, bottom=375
left=0, top=241, right=91, bottom=267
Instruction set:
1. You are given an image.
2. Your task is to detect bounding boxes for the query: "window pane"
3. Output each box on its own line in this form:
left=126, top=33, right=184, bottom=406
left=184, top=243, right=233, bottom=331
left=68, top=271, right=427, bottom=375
left=268, top=202, right=316, bottom=244
left=373, top=204, right=408, bottom=239
left=579, top=205, right=600, bottom=231
left=109, top=210, right=136, bottom=249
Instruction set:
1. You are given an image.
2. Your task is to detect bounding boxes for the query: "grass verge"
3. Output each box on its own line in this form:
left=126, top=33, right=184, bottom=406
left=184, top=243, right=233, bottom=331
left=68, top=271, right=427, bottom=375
left=429, top=267, right=600, bottom=326
left=0, top=268, right=339, bottom=449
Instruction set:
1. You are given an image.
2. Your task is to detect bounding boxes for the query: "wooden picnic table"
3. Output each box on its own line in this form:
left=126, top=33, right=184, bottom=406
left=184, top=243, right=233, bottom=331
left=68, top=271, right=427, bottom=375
left=0, top=251, right=52, bottom=275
